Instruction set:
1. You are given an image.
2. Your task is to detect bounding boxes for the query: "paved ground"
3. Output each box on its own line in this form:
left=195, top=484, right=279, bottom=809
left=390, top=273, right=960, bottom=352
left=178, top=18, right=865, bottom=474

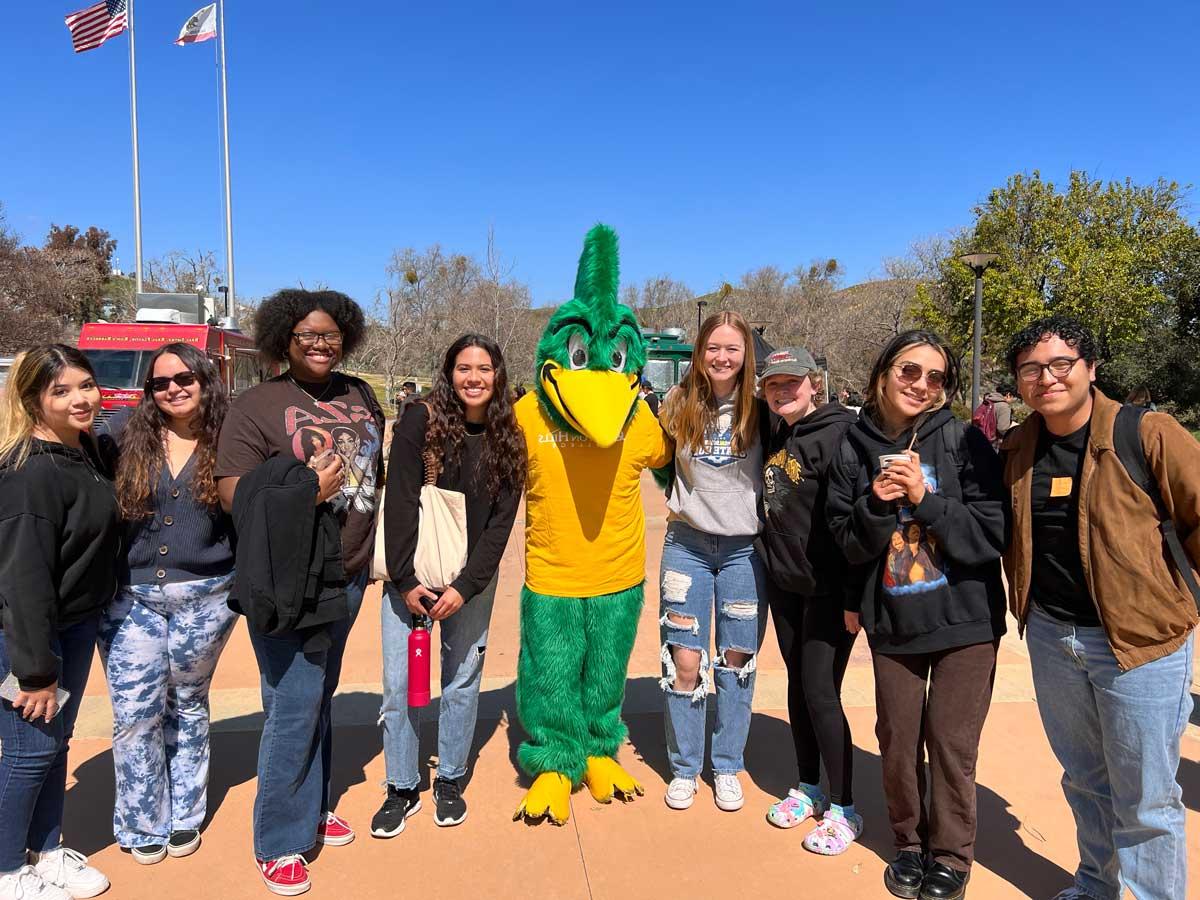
left=63, top=474, right=1200, bottom=899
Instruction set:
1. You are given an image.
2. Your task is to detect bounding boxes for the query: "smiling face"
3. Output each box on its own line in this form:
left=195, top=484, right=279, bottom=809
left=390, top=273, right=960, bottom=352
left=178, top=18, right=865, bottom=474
left=762, top=373, right=816, bottom=423
left=880, top=343, right=947, bottom=426
left=703, top=324, right=746, bottom=397
left=287, top=308, right=342, bottom=381
left=453, top=344, right=496, bottom=420
left=150, top=353, right=201, bottom=423
left=1015, top=334, right=1096, bottom=433
left=37, top=365, right=99, bottom=444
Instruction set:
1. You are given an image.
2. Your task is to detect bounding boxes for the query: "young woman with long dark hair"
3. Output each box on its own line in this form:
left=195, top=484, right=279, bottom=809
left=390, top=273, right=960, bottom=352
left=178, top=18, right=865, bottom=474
left=96, top=342, right=236, bottom=865
left=826, top=330, right=1006, bottom=900
left=372, top=334, right=524, bottom=837
left=657, top=310, right=768, bottom=813
left=215, top=289, right=385, bottom=896
left=0, top=345, right=117, bottom=900
left=757, top=347, right=863, bottom=855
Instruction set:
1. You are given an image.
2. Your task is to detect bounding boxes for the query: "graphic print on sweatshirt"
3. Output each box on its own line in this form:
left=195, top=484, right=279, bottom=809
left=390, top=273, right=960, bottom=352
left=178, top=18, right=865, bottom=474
left=694, top=420, right=744, bottom=469
left=882, top=462, right=947, bottom=596
left=763, top=446, right=803, bottom=512
left=286, top=399, right=381, bottom=514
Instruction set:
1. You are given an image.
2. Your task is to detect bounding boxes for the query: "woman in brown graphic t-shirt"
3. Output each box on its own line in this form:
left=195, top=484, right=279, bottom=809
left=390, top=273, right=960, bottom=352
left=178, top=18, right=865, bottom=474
left=215, top=289, right=384, bottom=896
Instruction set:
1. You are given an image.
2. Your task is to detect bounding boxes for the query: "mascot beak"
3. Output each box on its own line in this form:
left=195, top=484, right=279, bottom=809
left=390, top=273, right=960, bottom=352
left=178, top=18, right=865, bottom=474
left=540, top=362, right=639, bottom=449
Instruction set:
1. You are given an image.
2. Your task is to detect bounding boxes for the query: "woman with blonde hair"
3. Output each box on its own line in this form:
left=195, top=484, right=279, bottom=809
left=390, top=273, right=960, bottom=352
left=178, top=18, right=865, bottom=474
left=657, top=310, right=769, bottom=813
left=826, top=330, right=1006, bottom=900
left=0, top=345, right=118, bottom=900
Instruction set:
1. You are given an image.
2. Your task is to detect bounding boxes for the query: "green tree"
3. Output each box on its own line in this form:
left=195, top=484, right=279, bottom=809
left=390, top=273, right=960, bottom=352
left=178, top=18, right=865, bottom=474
left=916, top=171, right=1199, bottom=389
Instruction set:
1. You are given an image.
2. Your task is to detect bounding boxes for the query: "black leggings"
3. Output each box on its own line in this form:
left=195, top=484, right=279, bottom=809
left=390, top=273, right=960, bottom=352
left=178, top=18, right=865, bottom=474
left=769, top=584, right=856, bottom=805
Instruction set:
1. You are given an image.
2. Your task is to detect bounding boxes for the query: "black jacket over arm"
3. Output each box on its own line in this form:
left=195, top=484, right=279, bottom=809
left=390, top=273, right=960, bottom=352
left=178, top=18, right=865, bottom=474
left=230, top=457, right=347, bottom=649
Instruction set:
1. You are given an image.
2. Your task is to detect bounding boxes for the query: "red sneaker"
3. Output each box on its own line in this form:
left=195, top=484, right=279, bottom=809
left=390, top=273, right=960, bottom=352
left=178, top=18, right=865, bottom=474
left=316, top=812, right=355, bottom=846
left=257, top=854, right=310, bottom=896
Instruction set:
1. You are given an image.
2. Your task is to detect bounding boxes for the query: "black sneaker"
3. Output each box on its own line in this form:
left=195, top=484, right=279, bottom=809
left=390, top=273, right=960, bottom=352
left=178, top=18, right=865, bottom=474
left=370, top=785, right=421, bottom=838
left=433, top=777, right=467, bottom=827
left=130, top=843, right=166, bottom=866
left=167, top=830, right=201, bottom=858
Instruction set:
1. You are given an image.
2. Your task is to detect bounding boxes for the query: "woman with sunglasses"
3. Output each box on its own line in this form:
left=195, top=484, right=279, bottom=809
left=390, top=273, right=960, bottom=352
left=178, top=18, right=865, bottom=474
left=95, top=343, right=236, bottom=866
left=826, top=330, right=1006, bottom=900
left=215, top=290, right=384, bottom=897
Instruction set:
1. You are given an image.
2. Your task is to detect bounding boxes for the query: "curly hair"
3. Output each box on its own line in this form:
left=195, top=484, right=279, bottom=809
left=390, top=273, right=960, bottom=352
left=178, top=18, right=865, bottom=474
left=424, top=334, right=525, bottom=500
left=862, top=329, right=961, bottom=423
left=1005, top=314, right=1098, bottom=375
left=114, top=343, right=228, bottom=519
left=253, top=288, right=367, bottom=363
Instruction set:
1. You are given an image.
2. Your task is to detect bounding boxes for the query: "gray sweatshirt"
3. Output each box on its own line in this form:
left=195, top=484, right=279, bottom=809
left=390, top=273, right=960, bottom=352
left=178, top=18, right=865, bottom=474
left=666, top=396, right=763, bottom=536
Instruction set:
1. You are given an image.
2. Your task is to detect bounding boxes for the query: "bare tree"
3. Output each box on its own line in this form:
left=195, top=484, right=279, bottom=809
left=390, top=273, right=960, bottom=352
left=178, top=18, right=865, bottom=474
left=144, top=249, right=222, bottom=296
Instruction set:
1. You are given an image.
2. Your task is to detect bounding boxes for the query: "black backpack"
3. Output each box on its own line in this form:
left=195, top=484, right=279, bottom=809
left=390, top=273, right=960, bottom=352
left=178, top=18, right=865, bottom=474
left=1113, top=404, right=1200, bottom=613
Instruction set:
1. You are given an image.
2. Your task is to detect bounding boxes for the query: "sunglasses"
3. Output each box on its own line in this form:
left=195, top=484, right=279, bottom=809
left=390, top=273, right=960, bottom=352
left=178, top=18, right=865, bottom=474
left=891, top=362, right=946, bottom=389
left=148, top=372, right=198, bottom=393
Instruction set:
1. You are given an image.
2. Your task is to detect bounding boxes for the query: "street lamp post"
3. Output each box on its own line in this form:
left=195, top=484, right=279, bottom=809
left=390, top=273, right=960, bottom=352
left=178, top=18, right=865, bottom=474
left=696, top=299, right=708, bottom=336
left=959, top=252, right=1000, bottom=411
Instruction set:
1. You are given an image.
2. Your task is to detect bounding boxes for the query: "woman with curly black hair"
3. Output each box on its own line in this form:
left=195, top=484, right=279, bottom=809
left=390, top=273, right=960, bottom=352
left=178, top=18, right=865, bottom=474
left=214, top=289, right=384, bottom=896
left=372, top=334, right=523, bottom=837
left=96, top=342, right=236, bottom=865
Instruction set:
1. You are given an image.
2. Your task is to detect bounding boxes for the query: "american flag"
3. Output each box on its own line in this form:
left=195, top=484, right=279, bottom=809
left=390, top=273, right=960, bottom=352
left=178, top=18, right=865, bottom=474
left=64, top=0, right=128, bottom=54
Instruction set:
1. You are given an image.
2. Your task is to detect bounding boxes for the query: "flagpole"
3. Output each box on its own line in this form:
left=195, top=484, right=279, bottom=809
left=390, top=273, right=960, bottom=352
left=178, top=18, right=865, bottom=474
left=127, top=0, right=144, bottom=293
left=217, top=0, right=235, bottom=313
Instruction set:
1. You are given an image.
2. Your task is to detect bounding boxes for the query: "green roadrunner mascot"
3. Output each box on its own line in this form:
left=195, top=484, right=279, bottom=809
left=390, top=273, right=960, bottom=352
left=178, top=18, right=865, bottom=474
left=512, top=224, right=672, bottom=824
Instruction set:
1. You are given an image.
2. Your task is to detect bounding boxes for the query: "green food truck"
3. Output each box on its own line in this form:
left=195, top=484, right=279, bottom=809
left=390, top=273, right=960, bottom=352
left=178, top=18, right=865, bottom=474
left=641, top=328, right=693, bottom=397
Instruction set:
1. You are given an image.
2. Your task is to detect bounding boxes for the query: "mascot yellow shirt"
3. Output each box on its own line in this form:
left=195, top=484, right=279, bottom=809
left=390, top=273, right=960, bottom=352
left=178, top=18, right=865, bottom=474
left=516, top=393, right=672, bottom=597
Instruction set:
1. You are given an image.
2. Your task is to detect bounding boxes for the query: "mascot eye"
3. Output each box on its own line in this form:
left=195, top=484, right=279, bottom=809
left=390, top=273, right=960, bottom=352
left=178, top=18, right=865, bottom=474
left=568, top=332, right=589, bottom=370
left=609, top=339, right=628, bottom=372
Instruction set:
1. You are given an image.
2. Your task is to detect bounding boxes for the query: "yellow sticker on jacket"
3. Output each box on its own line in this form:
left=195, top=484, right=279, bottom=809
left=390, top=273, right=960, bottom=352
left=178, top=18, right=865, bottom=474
left=1050, top=476, right=1073, bottom=498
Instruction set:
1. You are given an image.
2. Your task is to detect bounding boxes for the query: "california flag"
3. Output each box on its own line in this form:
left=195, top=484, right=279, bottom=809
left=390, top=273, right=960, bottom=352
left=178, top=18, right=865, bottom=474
left=175, top=4, right=217, bottom=45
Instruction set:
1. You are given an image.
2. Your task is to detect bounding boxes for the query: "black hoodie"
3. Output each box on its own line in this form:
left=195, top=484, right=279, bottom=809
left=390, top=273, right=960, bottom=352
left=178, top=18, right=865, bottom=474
left=761, top=401, right=858, bottom=597
left=0, top=439, right=121, bottom=688
left=825, top=407, right=1006, bottom=655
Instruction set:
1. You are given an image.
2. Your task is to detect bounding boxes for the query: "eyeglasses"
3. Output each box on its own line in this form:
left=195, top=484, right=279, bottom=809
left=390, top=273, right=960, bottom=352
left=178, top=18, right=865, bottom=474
left=147, top=372, right=198, bottom=393
left=292, top=331, right=343, bottom=347
left=891, top=362, right=946, bottom=389
left=1016, top=356, right=1081, bottom=383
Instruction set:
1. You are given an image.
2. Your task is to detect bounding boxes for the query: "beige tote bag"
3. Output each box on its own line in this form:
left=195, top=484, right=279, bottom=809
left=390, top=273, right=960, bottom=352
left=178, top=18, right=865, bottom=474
left=413, top=450, right=468, bottom=590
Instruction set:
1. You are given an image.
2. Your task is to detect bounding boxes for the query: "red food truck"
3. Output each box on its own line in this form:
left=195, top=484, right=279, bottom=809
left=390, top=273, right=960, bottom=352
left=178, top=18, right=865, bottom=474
left=77, top=321, right=276, bottom=425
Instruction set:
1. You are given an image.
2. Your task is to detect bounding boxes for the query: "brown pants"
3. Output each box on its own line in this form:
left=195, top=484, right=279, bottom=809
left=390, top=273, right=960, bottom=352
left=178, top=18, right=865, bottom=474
left=873, top=640, right=998, bottom=872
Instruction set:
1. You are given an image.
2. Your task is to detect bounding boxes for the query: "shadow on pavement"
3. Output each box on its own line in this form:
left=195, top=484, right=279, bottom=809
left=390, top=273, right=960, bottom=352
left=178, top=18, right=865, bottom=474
left=623, top=682, right=1072, bottom=899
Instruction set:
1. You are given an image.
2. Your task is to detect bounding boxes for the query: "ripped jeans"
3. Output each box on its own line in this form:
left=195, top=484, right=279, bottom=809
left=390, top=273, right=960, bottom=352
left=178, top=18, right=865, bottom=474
left=659, top=521, right=768, bottom=777
left=379, top=576, right=498, bottom=788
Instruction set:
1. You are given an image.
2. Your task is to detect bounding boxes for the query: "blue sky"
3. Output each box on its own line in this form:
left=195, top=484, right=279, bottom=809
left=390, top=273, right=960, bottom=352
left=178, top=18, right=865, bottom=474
left=4, top=1, right=1198, bottom=311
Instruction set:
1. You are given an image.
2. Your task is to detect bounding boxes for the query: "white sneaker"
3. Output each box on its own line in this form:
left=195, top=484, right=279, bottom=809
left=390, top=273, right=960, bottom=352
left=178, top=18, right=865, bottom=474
left=0, top=866, right=71, bottom=900
left=713, top=773, right=744, bottom=811
left=664, top=776, right=699, bottom=810
left=29, top=847, right=108, bottom=899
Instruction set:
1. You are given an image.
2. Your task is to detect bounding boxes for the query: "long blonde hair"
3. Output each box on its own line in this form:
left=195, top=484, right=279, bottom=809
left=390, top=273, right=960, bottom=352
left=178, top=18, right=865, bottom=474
left=0, top=345, right=97, bottom=470
left=661, top=310, right=759, bottom=455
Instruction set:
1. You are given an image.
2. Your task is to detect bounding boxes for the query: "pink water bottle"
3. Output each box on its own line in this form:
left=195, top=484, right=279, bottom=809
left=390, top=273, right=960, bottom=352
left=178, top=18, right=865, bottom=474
left=408, top=615, right=431, bottom=707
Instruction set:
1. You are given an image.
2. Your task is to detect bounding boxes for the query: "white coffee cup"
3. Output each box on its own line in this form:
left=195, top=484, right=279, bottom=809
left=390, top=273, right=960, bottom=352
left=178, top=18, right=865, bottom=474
left=878, top=453, right=909, bottom=471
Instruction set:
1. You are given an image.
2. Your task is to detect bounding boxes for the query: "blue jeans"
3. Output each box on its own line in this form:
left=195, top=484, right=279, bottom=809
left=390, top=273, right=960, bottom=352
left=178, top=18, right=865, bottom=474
left=0, top=614, right=100, bottom=872
left=379, top=576, right=498, bottom=788
left=1027, top=607, right=1194, bottom=900
left=97, top=574, right=238, bottom=847
left=248, top=571, right=366, bottom=861
left=659, top=521, right=768, bottom=777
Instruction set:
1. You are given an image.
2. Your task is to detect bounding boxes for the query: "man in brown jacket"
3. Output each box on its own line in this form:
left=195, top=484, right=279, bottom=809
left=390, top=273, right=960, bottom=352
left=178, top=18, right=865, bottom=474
left=1001, top=315, right=1198, bottom=900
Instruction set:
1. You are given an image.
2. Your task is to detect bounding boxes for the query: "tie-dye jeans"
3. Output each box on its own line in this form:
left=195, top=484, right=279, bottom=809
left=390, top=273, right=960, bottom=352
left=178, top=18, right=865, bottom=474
left=97, top=573, right=238, bottom=848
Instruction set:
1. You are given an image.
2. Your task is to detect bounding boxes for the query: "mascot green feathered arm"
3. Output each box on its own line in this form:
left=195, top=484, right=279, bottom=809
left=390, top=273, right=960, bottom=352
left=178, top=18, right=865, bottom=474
left=510, top=224, right=673, bottom=825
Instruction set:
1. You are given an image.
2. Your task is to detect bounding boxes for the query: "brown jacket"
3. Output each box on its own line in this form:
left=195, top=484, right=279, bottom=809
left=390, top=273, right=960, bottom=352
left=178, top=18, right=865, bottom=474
left=1002, top=389, right=1200, bottom=670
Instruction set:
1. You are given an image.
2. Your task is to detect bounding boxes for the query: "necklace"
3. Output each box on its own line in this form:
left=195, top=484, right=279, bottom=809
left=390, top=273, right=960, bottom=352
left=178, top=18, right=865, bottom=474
left=289, top=372, right=338, bottom=403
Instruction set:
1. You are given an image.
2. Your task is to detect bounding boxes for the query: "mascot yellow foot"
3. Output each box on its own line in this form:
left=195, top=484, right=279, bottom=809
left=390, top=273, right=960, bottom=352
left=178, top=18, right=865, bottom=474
left=513, top=772, right=572, bottom=825
left=583, top=756, right=644, bottom=804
